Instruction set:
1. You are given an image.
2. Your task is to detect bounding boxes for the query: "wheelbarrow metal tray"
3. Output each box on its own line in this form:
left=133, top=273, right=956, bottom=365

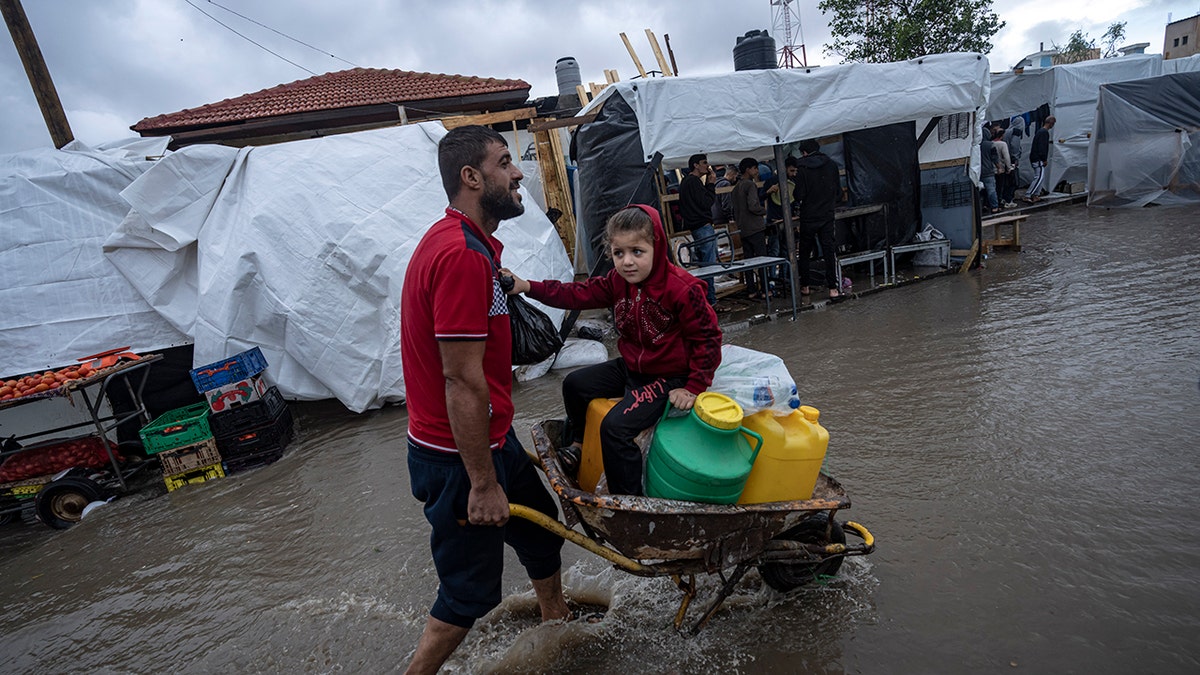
left=531, top=420, right=851, bottom=568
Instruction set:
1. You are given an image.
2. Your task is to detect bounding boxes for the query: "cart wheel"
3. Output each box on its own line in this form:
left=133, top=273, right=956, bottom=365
left=759, top=512, right=846, bottom=592
left=35, top=477, right=105, bottom=530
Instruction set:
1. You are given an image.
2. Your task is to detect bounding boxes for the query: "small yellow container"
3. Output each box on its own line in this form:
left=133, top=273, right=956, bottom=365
left=737, top=405, right=829, bottom=503
left=579, top=398, right=618, bottom=492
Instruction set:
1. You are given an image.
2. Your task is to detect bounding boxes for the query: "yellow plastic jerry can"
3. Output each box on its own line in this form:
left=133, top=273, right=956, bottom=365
left=579, top=398, right=618, bottom=492
left=737, top=405, right=829, bottom=503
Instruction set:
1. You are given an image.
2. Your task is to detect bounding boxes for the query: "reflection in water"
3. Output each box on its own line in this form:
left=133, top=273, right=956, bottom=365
left=2, top=204, right=1199, bottom=673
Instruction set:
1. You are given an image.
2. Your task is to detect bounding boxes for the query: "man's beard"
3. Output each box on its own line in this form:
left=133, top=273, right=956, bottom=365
left=480, top=179, right=524, bottom=222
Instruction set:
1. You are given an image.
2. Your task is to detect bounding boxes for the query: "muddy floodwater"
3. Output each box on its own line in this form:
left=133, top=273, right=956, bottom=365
left=2, top=204, right=1199, bottom=674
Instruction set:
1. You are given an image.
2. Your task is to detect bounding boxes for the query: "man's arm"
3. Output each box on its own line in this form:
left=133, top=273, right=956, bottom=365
left=439, top=340, right=508, bottom=526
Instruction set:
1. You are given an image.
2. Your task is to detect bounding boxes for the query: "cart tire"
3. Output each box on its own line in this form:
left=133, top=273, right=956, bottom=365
left=35, top=478, right=104, bottom=529
left=759, top=512, right=846, bottom=592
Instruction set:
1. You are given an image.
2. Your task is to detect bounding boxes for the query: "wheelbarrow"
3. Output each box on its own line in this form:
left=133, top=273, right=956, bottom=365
left=513, top=419, right=876, bottom=635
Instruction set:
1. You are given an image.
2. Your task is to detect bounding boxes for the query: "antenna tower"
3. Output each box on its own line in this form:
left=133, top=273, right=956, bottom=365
left=771, top=0, right=807, bottom=68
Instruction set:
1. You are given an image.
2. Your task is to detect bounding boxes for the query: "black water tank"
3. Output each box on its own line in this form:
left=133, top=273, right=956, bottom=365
left=734, top=30, right=777, bottom=71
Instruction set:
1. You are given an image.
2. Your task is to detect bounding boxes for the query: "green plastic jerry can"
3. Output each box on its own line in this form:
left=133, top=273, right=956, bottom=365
left=645, top=392, right=763, bottom=504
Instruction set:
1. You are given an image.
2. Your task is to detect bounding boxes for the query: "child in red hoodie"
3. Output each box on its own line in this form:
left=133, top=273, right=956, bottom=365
left=503, top=204, right=722, bottom=495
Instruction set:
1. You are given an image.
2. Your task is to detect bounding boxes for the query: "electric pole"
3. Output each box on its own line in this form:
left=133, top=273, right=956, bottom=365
left=2, top=0, right=73, bottom=148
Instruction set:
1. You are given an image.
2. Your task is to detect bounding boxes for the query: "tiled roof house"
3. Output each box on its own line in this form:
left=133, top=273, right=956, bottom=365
left=131, top=67, right=531, bottom=147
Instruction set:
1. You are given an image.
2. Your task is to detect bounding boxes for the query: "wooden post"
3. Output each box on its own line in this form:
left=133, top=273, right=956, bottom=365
left=775, top=144, right=799, bottom=300
left=645, top=29, right=673, bottom=76
left=533, top=128, right=577, bottom=262
left=620, top=32, right=649, bottom=78
left=2, top=0, right=73, bottom=148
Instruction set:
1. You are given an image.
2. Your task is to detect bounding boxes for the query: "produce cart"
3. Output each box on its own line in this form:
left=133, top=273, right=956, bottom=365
left=0, top=352, right=162, bottom=529
left=521, top=419, right=876, bottom=634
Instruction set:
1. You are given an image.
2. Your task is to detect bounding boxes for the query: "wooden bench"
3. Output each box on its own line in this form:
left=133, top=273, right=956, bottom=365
left=981, top=214, right=1026, bottom=253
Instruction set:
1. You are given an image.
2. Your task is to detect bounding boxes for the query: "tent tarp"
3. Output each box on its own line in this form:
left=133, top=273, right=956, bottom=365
left=1087, top=71, right=1200, bottom=207
left=103, top=123, right=572, bottom=412
left=0, top=138, right=188, bottom=376
left=985, top=54, right=1182, bottom=190
left=581, top=52, right=991, bottom=170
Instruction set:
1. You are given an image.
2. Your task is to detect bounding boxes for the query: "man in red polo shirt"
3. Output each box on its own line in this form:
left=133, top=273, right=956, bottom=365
left=401, top=125, right=568, bottom=674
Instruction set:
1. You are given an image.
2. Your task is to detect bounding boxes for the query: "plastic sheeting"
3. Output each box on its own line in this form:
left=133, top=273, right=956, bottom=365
left=580, top=52, right=991, bottom=170
left=1087, top=71, right=1200, bottom=208
left=103, top=123, right=572, bottom=412
left=574, top=92, right=659, bottom=268
left=843, top=121, right=921, bottom=248
left=0, top=138, right=189, bottom=376
left=984, top=54, right=1200, bottom=191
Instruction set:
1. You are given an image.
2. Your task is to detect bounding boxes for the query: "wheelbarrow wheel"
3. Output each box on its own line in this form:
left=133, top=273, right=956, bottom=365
left=759, top=512, right=846, bottom=592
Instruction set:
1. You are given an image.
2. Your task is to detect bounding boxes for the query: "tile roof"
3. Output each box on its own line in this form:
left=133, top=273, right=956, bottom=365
left=132, top=67, right=531, bottom=132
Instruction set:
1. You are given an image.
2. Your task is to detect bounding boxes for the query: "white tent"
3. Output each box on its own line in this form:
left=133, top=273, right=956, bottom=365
left=986, top=54, right=1200, bottom=192
left=580, top=52, right=991, bottom=172
left=0, top=138, right=189, bottom=376
left=1087, top=71, right=1200, bottom=207
left=98, top=123, right=572, bottom=412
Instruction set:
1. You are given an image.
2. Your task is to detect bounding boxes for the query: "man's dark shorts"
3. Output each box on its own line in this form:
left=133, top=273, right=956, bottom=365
left=408, top=428, right=563, bottom=628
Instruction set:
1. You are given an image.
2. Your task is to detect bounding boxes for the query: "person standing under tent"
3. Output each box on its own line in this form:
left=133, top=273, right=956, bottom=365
left=731, top=158, right=770, bottom=300
left=1025, top=116, right=1056, bottom=203
left=1002, top=117, right=1026, bottom=207
left=992, top=126, right=1013, bottom=211
left=793, top=139, right=843, bottom=300
left=400, top=125, right=569, bottom=675
left=678, top=153, right=719, bottom=306
left=980, top=128, right=1000, bottom=214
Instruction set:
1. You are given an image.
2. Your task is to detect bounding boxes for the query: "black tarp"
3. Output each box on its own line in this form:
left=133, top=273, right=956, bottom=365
left=573, top=92, right=658, bottom=269
left=842, top=121, right=921, bottom=248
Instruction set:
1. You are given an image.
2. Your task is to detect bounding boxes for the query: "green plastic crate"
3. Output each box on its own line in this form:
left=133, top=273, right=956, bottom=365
left=140, top=402, right=213, bottom=455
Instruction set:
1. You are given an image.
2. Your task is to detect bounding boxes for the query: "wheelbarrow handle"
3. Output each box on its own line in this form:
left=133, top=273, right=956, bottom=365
left=507, top=503, right=652, bottom=574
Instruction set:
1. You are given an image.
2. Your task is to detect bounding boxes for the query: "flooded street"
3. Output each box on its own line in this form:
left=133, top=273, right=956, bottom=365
left=2, top=204, right=1199, bottom=673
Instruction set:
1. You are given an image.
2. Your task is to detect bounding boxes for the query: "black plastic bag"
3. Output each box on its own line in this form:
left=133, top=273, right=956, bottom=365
left=507, top=295, right=563, bottom=365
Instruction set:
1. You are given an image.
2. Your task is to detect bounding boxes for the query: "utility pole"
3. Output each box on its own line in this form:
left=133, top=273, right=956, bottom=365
left=2, top=0, right=73, bottom=148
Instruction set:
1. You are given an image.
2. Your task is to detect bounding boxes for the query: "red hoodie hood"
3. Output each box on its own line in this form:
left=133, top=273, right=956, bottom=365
left=622, top=203, right=674, bottom=292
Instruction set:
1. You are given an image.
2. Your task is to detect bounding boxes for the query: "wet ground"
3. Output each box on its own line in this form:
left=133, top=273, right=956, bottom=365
left=2, top=203, right=1199, bottom=673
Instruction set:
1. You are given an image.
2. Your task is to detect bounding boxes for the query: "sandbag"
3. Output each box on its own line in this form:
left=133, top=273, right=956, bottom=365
left=551, top=339, right=609, bottom=370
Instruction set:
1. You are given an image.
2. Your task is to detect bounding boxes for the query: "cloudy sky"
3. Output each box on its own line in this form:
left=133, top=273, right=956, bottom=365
left=1, top=0, right=1191, bottom=153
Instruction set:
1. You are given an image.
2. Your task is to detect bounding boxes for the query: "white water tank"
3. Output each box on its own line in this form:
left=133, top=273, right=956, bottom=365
left=556, top=57, right=582, bottom=103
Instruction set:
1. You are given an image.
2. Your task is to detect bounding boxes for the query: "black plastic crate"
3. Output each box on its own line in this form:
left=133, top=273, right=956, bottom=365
left=208, top=386, right=287, bottom=438
left=222, top=446, right=284, bottom=475
left=215, top=407, right=293, bottom=461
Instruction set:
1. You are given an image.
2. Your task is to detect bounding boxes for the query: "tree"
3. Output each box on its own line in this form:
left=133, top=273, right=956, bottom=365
left=818, top=0, right=1006, bottom=63
left=1101, top=21, right=1127, bottom=58
left=1053, top=29, right=1096, bottom=64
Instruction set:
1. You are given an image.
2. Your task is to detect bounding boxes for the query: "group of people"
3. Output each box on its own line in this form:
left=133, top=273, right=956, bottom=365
left=677, top=140, right=845, bottom=304
left=980, top=115, right=1057, bottom=213
left=400, top=125, right=724, bottom=672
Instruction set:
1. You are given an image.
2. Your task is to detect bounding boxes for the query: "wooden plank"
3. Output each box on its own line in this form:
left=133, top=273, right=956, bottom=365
left=604, top=69, right=619, bottom=84
left=959, top=239, right=980, bottom=273
left=645, top=29, right=673, bottom=76
left=528, top=113, right=599, bottom=132
left=439, top=107, right=537, bottom=129
left=919, top=158, right=969, bottom=171
left=982, top=214, right=1028, bottom=226
left=576, top=84, right=589, bottom=106
left=533, top=128, right=576, bottom=262
left=620, top=32, right=649, bottom=78
left=588, top=82, right=603, bottom=99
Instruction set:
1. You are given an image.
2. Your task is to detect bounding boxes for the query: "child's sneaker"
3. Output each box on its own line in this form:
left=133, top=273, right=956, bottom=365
left=558, top=445, right=582, bottom=478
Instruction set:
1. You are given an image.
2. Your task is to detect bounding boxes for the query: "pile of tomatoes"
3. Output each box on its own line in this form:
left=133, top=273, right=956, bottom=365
left=0, top=362, right=97, bottom=402
left=0, top=436, right=121, bottom=482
